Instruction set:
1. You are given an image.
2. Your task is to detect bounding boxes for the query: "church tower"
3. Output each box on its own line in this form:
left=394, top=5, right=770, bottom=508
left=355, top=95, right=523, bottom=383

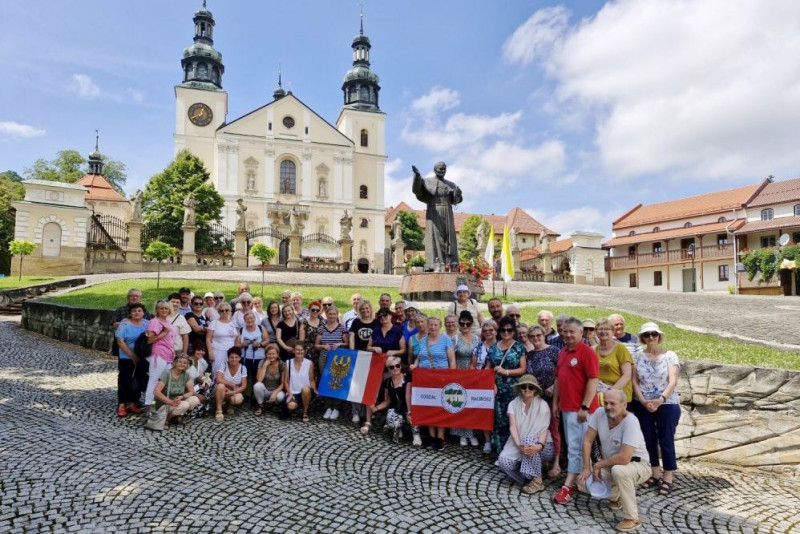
left=174, top=1, right=228, bottom=162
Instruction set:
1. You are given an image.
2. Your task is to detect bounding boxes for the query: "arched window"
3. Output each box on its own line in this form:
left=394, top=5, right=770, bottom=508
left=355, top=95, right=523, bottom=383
left=794, top=205, right=800, bottom=216
left=360, top=129, right=369, bottom=147
left=652, top=227, right=660, bottom=233
left=684, top=222, right=692, bottom=228
left=360, top=218, right=369, bottom=228
left=628, top=230, right=635, bottom=237
left=359, top=185, right=368, bottom=199
left=279, top=160, right=296, bottom=194
left=718, top=216, right=727, bottom=223
left=761, top=208, right=774, bottom=221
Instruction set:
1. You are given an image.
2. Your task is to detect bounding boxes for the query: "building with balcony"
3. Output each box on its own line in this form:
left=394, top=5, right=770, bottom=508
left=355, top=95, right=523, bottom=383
left=603, top=181, right=769, bottom=292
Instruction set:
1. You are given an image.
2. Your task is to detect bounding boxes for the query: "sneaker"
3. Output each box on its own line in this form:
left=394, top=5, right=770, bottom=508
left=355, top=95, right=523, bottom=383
left=117, top=405, right=127, bottom=418
left=615, top=518, right=642, bottom=532
left=608, top=499, right=623, bottom=511
left=330, top=409, right=340, bottom=421
left=482, top=442, right=492, bottom=454
left=553, top=485, right=575, bottom=505
left=412, top=432, right=422, bottom=447
left=434, top=438, right=445, bottom=451
left=126, top=404, right=142, bottom=414
left=352, top=413, right=360, bottom=424
left=393, top=427, right=403, bottom=443
left=469, top=436, right=479, bottom=447
left=459, top=437, right=468, bottom=447
left=323, top=408, right=333, bottom=420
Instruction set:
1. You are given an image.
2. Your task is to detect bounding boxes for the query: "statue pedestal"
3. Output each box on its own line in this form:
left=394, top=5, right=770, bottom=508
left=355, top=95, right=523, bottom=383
left=182, top=225, right=197, bottom=266
left=233, top=229, right=248, bottom=268
left=338, top=238, right=353, bottom=272
left=287, top=233, right=302, bottom=270
left=400, top=272, right=484, bottom=302
left=392, top=240, right=406, bottom=275
left=126, top=221, right=143, bottom=264
left=512, top=248, right=521, bottom=280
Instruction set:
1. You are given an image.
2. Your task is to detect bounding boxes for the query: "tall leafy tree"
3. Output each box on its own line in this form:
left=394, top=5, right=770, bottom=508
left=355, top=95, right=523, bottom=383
left=396, top=211, right=424, bottom=251
left=458, top=214, right=485, bottom=262
left=141, top=149, right=224, bottom=249
left=0, top=173, right=25, bottom=274
left=22, top=149, right=128, bottom=192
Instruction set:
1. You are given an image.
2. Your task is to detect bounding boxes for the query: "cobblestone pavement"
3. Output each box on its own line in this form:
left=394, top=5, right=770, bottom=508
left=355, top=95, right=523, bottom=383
left=2, top=318, right=799, bottom=533
left=65, top=272, right=800, bottom=349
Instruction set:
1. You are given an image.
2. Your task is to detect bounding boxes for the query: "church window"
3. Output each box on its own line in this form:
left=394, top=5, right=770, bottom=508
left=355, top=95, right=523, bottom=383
left=198, top=63, right=208, bottom=79
left=359, top=185, right=368, bottom=199
left=360, top=129, right=368, bottom=147
left=280, top=160, right=296, bottom=195
left=360, top=218, right=369, bottom=228
left=282, top=116, right=295, bottom=129
left=268, top=122, right=272, bottom=131
left=360, top=87, right=369, bottom=101
left=684, top=222, right=692, bottom=228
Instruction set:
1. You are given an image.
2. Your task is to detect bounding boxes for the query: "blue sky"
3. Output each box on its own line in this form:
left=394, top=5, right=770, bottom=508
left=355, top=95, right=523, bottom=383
left=2, top=1, right=799, bottom=239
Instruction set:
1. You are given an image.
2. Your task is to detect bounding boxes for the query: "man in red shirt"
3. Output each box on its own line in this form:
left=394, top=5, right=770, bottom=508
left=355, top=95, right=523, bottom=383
left=552, top=316, right=599, bottom=505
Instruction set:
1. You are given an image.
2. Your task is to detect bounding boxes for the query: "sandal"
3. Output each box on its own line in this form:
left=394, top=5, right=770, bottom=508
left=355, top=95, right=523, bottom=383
left=360, top=422, right=371, bottom=435
left=658, top=480, right=673, bottom=496
left=215, top=411, right=224, bottom=422
left=254, top=407, right=263, bottom=416
left=522, top=480, right=545, bottom=494
left=302, top=413, right=310, bottom=423
left=642, top=476, right=661, bottom=489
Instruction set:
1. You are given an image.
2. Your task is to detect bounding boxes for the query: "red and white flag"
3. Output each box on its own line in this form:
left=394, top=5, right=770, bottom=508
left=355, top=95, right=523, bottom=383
left=410, top=369, right=495, bottom=431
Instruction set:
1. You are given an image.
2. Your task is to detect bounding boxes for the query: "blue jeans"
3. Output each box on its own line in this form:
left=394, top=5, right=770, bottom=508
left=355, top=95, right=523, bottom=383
left=562, top=411, right=588, bottom=474
left=636, top=403, right=681, bottom=471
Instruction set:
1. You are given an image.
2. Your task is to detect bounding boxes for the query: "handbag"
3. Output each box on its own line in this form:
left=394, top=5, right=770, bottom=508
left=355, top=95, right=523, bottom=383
left=134, top=332, right=152, bottom=359
left=144, top=374, right=171, bottom=431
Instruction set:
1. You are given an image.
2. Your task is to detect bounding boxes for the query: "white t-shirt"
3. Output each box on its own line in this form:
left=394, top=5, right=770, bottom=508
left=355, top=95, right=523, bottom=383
left=588, top=409, right=649, bottom=463
left=219, top=363, right=247, bottom=386
left=342, top=309, right=358, bottom=331
left=288, top=358, right=312, bottom=394
left=186, top=357, right=209, bottom=383
left=168, top=313, right=191, bottom=353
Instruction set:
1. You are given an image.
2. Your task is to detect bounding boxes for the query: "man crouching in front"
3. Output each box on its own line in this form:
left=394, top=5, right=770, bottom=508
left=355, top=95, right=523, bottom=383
left=578, top=389, right=651, bottom=532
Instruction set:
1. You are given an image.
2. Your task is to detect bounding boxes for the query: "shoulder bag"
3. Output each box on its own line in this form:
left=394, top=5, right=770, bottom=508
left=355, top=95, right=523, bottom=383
left=144, top=374, right=171, bottom=431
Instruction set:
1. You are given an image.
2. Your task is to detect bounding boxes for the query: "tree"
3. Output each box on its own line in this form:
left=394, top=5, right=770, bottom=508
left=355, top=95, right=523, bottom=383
left=8, top=240, right=36, bottom=281
left=396, top=211, right=424, bottom=251
left=0, top=174, right=25, bottom=275
left=249, top=243, right=277, bottom=297
left=142, top=150, right=224, bottom=250
left=0, top=170, right=23, bottom=182
left=458, top=214, right=485, bottom=262
left=144, top=240, right=176, bottom=289
left=22, top=149, right=127, bottom=192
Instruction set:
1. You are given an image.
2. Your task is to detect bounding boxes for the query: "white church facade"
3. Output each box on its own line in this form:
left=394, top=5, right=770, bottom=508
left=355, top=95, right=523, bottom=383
left=173, top=5, right=387, bottom=272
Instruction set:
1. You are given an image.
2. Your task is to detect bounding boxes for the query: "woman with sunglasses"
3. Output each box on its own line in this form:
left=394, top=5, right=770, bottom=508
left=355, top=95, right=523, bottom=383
left=452, top=311, right=481, bottom=447
left=262, top=300, right=282, bottom=344
left=487, top=316, right=527, bottom=453
left=471, top=319, right=499, bottom=454
left=448, top=284, right=483, bottom=335
left=144, top=300, right=178, bottom=407
left=315, top=304, right=348, bottom=421
left=594, top=317, right=634, bottom=403
left=368, top=307, right=406, bottom=362
left=153, top=354, right=200, bottom=428
left=185, top=296, right=209, bottom=356
left=524, top=324, right=562, bottom=478
left=349, top=300, right=376, bottom=352
left=410, top=316, right=455, bottom=451
left=236, top=310, right=268, bottom=399
left=276, top=305, right=304, bottom=362
left=360, top=356, right=410, bottom=441
left=302, top=299, right=324, bottom=366
left=632, top=322, right=680, bottom=496
left=253, top=344, right=285, bottom=416
left=206, top=302, right=239, bottom=375
left=496, top=375, right=554, bottom=494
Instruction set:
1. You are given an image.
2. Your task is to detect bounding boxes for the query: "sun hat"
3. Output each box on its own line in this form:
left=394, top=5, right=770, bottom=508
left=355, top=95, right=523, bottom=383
left=512, top=374, right=543, bottom=396
left=582, top=319, right=596, bottom=329
left=586, top=474, right=612, bottom=500
left=203, top=292, right=214, bottom=299
left=404, top=302, right=419, bottom=311
left=455, top=284, right=470, bottom=296
left=637, top=321, right=664, bottom=336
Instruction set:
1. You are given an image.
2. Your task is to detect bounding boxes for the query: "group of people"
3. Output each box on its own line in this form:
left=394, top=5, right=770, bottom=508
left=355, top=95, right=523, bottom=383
left=111, top=282, right=681, bottom=532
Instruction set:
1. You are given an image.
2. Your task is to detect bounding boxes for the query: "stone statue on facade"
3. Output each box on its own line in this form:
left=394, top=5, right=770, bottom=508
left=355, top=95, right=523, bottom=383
left=340, top=210, right=353, bottom=241
left=540, top=230, right=550, bottom=253
left=235, top=199, right=247, bottom=231
left=476, top=219, right=487, bottom=250
left=183, top=195, right=197, bottom=226
left=289, top=205, right=299, bottom=234
left=411, top=161, right=462, bottom=271
left=391, top=217, right=404, bottom=244
left=130, top=190, right=143, bottom=222
left=509, top=227, right=519, bottom=251
left=247, top=173, right=256, bottom=191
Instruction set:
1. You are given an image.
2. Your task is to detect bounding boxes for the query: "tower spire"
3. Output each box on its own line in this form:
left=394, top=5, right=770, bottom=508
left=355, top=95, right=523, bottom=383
left=342, top=11, right=380, bottom=111
left=94, top=129, right=99, bottom=152
left=88, top=130, right=104, bottom=175
left=273, top=63, right=286, bottom=100
left=179, top=2, right=225, bottom=90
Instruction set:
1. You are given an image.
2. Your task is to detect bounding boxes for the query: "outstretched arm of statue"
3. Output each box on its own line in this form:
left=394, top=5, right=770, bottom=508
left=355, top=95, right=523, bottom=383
left=411, top=166, right=431, bottom=203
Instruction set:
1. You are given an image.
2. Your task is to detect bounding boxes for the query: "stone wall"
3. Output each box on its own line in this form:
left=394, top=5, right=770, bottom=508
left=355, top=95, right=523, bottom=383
left=22, top=300, right=114, bottom=353
left=0, top=278, right=86, bottom=310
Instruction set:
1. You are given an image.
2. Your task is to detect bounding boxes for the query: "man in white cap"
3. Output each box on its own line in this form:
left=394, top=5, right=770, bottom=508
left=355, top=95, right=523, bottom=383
left=578, top=389, right=650, bottom=532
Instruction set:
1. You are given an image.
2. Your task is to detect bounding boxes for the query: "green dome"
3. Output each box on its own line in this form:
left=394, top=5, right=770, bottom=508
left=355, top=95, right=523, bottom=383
left=183, top=43, right=222, bottom=62
left=343, top=65, right=379, bottom=84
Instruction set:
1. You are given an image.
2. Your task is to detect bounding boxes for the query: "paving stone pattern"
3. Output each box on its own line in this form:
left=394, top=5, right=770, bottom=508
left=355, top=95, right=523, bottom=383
left=2, top=318, right=799, bottom=533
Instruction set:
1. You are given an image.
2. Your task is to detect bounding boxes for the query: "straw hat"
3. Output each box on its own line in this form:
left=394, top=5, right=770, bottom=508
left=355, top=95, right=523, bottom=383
left=637, top=321, right=664, bottom=336
left=512, top=374, right=543, bottom=396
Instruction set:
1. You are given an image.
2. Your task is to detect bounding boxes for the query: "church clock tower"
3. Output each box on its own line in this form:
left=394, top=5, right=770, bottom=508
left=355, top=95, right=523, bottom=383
left=174, top=1, right=227, bottom=163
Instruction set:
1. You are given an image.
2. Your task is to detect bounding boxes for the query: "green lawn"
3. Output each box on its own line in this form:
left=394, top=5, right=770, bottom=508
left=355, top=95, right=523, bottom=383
left=0, top=276, right=60, bottom=290
left=45, top=279, right=800, bottom=371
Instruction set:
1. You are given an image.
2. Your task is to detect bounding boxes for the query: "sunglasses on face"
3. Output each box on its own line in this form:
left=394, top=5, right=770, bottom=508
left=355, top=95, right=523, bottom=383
left=192, top=302, right=203, bottom=306
left=584, top=327, right=595, bottom=331
left=459, top=321, right=472, bottom=327
left=508, top=314, right=521, bottom=319
left=387, top=364, right=401, bottom=370
left=310, top=308, right=320, bottom=313
left=214, top=297, right=224, bottom=300
left=642, top=332, right=660, bottom=339
left=519, top=385, right=537, bottom=391
left=241, top=301, right=252, bottom=305
left=323, top=303, right=332, bottom=307
left=499, top=328, right=514, bottom=333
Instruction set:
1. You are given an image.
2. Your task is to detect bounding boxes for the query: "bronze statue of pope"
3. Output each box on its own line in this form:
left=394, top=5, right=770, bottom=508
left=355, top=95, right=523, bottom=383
left=412, top=161, right=462, bottom=272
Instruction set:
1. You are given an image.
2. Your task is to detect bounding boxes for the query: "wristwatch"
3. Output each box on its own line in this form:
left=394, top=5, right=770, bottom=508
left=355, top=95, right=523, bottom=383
left=580, top=404, right=589, bottom=411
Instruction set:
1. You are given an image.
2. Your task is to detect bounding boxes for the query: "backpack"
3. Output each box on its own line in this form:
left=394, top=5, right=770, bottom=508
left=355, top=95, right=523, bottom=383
left=134, top=332, right=152, bottom=359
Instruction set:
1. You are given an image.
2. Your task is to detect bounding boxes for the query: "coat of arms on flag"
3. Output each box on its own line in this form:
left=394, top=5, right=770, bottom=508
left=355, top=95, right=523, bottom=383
left=318, top=348, right=387, bottom=405
left=411, top=369, right=495, bottom=430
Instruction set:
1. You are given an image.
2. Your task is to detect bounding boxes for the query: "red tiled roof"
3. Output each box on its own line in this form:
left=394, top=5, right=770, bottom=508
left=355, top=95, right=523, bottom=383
left=520, top=237, right=574, bottom=260
left=613, top=182, right=763, bottom=229
left=745, top=177, right=800, bottom=208
left=385, top=204, right=559, bottom=237
left=603, top=219, right=744, bottom=248
left=735, top=215, right=800, bottom=234
left=76, top=173, right=127, bottom=202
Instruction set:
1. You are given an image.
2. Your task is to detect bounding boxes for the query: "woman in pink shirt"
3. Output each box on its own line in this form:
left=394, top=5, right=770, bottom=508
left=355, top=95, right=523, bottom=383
left=145, top=300, right=177, bottom=406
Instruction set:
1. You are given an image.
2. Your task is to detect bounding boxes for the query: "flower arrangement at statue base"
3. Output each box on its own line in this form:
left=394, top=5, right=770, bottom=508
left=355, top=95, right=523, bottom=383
left=459, top=257, right=492, bottom=287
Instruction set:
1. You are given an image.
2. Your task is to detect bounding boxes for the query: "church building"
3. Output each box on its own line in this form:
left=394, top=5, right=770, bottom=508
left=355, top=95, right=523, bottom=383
left=173, top=5, right=387, bottom=272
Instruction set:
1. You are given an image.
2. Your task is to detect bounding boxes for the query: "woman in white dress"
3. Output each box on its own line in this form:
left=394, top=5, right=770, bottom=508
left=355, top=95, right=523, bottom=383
left=206, top=302, right=239, bottom=375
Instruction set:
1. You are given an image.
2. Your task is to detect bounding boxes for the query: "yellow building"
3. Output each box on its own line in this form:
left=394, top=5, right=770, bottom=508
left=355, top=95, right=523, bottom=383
left=173, top=6, right=387, bottom=271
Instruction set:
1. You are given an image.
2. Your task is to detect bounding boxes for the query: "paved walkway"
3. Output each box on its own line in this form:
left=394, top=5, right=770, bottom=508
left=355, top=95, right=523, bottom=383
left=57, top=271, right=800, bottom=350
left=2, top=318, right=799, bottom=533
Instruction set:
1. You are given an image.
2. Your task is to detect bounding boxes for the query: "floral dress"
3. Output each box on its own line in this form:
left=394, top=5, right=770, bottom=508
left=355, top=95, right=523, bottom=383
left=452, top=333, right=480, bottom=438
left=488, top=340, right=526, bottom=452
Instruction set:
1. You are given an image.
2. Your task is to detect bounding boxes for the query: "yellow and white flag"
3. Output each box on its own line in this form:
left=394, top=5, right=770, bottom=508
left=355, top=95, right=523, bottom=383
left=484, top=224, right=495, bottom=280
left=501, top=225, right=514, bottom=283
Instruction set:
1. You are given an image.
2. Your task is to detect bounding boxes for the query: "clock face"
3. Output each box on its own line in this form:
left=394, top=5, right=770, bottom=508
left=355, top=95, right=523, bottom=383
left=282, top=116, right=295, bottom=129
left=188, top=102, right=213, bottom=127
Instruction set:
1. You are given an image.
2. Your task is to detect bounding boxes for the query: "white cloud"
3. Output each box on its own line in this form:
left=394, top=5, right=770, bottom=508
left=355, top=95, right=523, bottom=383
left=503, top=5, right=570, bottom=66
left=524, top=206, right=625, bottom=238
left=528, top=0, right=800, bottom=181
left=0, top=121, right=46, bottom=139
left=70, top=73, right=101, bottom=98
left=383, top=158, right=425, bottom=211
left=409, top=86, right=460, bottom=116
